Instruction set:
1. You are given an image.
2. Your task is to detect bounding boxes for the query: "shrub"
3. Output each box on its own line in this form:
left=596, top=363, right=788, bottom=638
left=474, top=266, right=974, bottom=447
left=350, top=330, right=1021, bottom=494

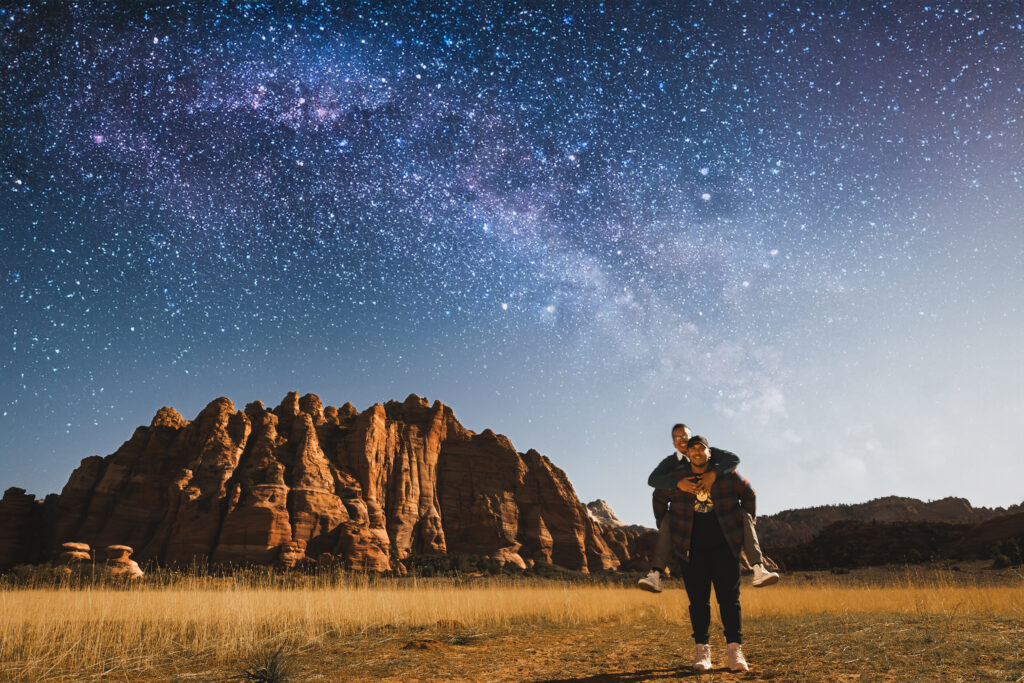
left=233, top=646, right=290, bottom=683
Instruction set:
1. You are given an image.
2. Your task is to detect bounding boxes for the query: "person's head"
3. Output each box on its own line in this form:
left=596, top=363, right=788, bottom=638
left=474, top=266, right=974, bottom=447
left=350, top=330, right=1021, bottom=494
left=686, top=435, right=711, bottom=469
left=671, top=423, right=692, bottom=451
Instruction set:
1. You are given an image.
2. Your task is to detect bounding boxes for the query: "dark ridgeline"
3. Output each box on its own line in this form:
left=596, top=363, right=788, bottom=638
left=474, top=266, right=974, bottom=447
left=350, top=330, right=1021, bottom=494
left=758, top=496, right=1024, bottom=570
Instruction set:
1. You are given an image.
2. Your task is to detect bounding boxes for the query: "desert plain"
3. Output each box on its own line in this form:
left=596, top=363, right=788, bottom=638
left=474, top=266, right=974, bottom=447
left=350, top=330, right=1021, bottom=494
left=1, top=562, right=1022, bottom=682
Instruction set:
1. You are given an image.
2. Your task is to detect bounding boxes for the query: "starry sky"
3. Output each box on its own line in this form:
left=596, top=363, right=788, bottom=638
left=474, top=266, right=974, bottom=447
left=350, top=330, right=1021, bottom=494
left=2, top=1, right=1023, bottom=525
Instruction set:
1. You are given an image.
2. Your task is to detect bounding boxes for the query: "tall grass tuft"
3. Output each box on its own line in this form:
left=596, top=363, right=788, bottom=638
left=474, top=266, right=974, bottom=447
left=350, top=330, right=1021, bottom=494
left=233, top=646, right=291, bottom=683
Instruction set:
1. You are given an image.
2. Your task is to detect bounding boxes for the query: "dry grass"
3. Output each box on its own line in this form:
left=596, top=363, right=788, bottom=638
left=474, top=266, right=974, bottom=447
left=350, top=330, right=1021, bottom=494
left=1, top=568, right=1022, bottom=681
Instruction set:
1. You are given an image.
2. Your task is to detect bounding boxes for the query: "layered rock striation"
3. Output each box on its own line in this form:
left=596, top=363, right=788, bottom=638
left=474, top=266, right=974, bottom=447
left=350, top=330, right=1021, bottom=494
left=1, top=393, right=626, bottom=572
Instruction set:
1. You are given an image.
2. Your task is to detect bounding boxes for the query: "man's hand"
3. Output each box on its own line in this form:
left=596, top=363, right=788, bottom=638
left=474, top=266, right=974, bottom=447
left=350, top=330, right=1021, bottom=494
left=676, top=477, right=699, bottom=494
left=696, top=470, right=716, bottom=492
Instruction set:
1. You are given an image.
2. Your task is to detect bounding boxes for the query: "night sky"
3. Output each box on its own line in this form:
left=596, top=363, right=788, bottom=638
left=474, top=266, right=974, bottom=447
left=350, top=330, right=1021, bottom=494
left=2, top=1, right=1022, bottom=524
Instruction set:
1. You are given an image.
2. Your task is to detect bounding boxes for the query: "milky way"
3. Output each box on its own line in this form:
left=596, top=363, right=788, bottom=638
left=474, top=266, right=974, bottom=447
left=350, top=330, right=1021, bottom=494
left=3, top=2, right=1023, bottom=522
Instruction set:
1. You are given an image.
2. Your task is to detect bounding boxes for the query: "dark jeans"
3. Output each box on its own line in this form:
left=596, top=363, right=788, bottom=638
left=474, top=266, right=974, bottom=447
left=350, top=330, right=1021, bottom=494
left=681, top=543, right=742, bottom=644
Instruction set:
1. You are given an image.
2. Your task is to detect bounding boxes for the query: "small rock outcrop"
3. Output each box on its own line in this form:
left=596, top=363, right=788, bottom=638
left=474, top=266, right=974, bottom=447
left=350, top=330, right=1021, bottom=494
left=104, top=545, right=143, bottom=579
left=52, top=541, right=93, bottom=575
left=58, top=542, right=92, bottom=565
left=277, top=540, right=307, bottom=569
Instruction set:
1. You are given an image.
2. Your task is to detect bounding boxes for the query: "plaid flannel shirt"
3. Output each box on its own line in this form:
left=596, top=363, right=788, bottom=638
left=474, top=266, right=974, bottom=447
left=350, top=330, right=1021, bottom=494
left=652, top=466, right=756, bottom=562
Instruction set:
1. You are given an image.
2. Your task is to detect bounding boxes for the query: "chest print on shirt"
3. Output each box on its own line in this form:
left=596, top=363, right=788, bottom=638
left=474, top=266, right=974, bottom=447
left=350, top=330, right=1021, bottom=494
left=694, top=488, right=714, bottom=514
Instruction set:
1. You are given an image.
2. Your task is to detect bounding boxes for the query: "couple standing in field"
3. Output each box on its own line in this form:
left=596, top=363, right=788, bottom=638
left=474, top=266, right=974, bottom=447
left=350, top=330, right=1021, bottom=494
left=638, top=423, right=779, bottom=673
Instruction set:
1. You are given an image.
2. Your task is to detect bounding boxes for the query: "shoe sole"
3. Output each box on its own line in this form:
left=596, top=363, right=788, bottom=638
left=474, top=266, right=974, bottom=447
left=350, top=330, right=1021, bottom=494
left=637, top=581, right=662, bottom=593
left=752, top=574, right=779, bottom=587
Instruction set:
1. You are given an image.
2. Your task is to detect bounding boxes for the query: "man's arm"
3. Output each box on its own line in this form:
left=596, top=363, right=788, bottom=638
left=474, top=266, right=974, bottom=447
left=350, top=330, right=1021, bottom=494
left=709, top=447, right=740, bottom=476
left=647, top=454, right=682, bottom=490
left=690, top=447, right=741, bottom=492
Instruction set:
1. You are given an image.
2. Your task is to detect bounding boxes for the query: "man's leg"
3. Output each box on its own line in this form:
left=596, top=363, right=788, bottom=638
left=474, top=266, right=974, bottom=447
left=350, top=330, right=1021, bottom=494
left=638, top=517, right=672, bottom=592
left=742, top=512, right=763, bottom=566
left=709, top=545, right=742, bottom=645
left=653, top=516, right=672, bottom=569
left=710, top=545, right=748, bottom=672
left=680, top=552, right=713, bottom=644
left=745, top=513, right=780, bottom=587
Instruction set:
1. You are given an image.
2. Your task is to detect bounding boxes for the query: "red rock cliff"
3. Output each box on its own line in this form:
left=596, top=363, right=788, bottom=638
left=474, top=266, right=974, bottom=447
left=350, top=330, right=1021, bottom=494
left=2, top=393, right=625, bottom=572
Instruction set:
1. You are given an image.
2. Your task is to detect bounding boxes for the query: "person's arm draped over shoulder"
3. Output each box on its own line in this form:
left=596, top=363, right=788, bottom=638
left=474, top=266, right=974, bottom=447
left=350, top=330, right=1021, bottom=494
left=647, top=453, right=683, bottom=490
left=709, top=447, right=740, bottom=476
left=693, top=446, right=741, bottom=491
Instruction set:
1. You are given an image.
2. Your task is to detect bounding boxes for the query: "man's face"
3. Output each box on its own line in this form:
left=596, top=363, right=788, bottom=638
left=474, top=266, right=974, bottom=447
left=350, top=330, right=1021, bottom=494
left=672, top=426, right=692, bottom=452
left=687, top=443, right=711, bottom=468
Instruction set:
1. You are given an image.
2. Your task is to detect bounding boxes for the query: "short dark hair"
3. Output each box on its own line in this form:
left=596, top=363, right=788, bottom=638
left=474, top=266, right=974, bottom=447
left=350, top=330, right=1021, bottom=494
left=686, top=435, right=709, bottom=449
left=671, top=423, right=690, bottom=435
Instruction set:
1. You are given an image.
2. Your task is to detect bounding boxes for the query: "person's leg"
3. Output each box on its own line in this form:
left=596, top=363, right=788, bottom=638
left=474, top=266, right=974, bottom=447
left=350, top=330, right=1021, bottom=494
left=638, top=517, right=672, bottom=591
left=709, top=545, right=742, bottom=645
left=652, top=516, right=672, bottom=570
left=711, top=546, right=749, bottom=671
left=742, top=512, right=763, bottom=566
left=745, top=513, right=780, bottom=587
left=680, top=552, right=713, bottom=644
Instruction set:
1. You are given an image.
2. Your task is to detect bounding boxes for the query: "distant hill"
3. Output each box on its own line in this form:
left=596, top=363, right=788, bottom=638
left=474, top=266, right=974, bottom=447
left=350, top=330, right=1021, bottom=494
left=761, top=501, right=1024, bottom=571
left=769, top=513, right=1024, bottom=570
left=757, top=495, right=1023, bottom=549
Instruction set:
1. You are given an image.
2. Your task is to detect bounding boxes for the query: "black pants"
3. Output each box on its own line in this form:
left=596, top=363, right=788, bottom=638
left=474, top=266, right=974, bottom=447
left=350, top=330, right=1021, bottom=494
left=681, top=543, right=742, bottom=644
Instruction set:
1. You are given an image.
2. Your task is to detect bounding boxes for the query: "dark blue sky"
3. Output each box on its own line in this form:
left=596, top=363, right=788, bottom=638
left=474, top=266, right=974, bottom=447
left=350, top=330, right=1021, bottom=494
left=2, top=1, right=1022, bottom=523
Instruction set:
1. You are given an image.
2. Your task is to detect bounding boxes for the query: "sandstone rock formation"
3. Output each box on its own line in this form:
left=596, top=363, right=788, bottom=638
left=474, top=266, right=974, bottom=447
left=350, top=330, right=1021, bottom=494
left=587, top=499, right=626, bottom=528
left=104, top=545, right=144, bottom=579
left=1, top=393, right=624, bottom=572
left=58, top=542, right=92, bottom=566
left=0, top=488, right=49, bottom=567
left=277, top=540, right=307, bottom=569
left=596, top=523, right=659, bottom=572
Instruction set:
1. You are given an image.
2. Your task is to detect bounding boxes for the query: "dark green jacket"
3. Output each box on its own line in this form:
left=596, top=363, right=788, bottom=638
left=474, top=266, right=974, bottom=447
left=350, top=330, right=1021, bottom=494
left=646, top=447, right=740, bottom=490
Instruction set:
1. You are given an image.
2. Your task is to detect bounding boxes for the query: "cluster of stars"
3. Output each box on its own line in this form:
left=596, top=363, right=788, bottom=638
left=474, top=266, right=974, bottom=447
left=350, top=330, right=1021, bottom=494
left=1, top=1, right=1022, bottom=517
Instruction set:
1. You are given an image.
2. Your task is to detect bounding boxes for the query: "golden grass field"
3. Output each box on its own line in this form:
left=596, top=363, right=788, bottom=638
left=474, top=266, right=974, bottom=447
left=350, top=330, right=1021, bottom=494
left=2, top=566, right=1023, bottom=681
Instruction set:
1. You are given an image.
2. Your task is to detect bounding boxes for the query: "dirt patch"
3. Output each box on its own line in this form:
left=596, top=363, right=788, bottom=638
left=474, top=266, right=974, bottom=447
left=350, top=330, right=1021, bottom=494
left=247, top=613, right=1024, bottom=681
left=436, top=618, right=468, bottom=630
left=403, top=638, right=449, bottom=651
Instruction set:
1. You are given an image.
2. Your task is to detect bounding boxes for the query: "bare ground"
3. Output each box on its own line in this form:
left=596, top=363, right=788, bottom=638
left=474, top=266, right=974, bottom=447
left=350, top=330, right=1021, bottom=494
left=94, top=612, right=1024, bottom=682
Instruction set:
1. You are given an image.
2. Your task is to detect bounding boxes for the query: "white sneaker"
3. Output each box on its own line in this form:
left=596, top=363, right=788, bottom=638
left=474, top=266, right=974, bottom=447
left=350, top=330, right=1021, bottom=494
left=694, top=643, right=712, bottom=671
left=752, top=563, right=779, bottom=587
left=727, top=642, right=749, bottom=672
left=637, top=569, right=662, bottom=593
